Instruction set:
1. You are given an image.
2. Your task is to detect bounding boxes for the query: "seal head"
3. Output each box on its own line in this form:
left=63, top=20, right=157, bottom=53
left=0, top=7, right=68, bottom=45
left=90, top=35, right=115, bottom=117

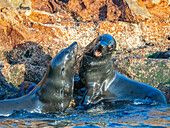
left=84, top=34, right=116, bottom=58
left=38, top=42, right=78, bottom=113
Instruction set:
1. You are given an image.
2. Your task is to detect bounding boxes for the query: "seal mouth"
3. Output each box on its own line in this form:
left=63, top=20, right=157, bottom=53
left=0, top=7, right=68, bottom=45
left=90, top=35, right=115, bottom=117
left=93, top=34, right=116, bottom=57
left=94, top=43, right=106, bottom=57
left=93, top=41, right=116, bottom=57
left=94, top=49, right=102, bottom=56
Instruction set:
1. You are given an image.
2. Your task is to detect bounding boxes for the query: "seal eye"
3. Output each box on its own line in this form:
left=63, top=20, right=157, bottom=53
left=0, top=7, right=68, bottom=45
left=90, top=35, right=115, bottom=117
left=61, top=67, right=65, bottom=75
left=62, top=67, right=65, bottom=72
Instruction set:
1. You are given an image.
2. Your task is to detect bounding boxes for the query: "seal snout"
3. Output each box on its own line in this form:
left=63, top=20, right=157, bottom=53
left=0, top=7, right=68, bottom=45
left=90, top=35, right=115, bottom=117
left=69, top=42, right=78, bottom=55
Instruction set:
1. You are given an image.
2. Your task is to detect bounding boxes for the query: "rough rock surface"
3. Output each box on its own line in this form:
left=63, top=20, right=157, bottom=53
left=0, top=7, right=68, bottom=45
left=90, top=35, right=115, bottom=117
left=112, top=45, right=170, bottom=103
left=0, top=72, right=19, bottom=100
left=3, top=42, right=52, bottom=84
left=0, top=0, right=169, bottom=103
left=2, top=61, right=25, bottom=87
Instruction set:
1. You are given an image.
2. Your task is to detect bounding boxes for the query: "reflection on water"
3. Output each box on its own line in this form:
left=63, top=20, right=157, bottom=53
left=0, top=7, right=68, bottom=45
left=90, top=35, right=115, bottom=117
left=0, top=103, right=169, bottom=128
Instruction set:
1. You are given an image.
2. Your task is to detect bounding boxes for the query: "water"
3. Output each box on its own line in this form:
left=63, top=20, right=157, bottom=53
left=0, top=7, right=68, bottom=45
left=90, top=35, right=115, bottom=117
left=0, top=102, right=169, bottom=128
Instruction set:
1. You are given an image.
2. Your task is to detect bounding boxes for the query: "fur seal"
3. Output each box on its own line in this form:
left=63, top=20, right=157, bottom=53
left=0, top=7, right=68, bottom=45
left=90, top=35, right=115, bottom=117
left=0, top=42, right=78, bottom=116
left=78, top=34, right=167, bottom=106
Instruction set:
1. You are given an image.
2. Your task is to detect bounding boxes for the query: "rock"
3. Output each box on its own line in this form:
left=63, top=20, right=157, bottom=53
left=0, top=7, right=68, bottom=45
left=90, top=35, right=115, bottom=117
left=6, top=0, right=31, bottom=9
left=97, top=21, right=145, bottom=49
left=4, top=42, right=52, bottom=84
left=148, top=51, right=170, bottom=59
left=137, top=0, right=170, bottom=21
left=56, top=0, right=142, bottom=22
left=0, top=0, right=169, bottom=53
left=129, top=58, right=170, bottom=103
left=113, top=49, right=170, bottom=103
left=0, top=77, right=19, bottom=100
left=126, top=0, right=152, bottom=18
left=0, top=61, right=19, bottom=100
left=0, top=0, right=169, bottom=102
left=2, top=61, right=26, bottom=87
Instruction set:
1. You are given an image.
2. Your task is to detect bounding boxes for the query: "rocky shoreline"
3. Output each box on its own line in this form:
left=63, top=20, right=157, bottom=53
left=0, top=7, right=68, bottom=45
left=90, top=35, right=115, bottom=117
left=0, top=0, right=169, bottom=103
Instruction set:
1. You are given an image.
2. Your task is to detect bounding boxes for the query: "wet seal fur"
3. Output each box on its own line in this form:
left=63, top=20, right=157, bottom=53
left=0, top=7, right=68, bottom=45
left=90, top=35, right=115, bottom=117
left=79, top=34, right=167, bottom=106
left=0, top=42, right=78, bottom=116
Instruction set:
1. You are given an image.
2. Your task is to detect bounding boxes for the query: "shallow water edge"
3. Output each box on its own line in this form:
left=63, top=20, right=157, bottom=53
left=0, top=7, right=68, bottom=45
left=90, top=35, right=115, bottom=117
left=0, top=103, right=169, bottom=128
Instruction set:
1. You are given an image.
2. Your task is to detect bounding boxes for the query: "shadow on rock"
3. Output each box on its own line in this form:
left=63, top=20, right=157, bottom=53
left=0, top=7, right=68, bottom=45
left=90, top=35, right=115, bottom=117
left=158, top=82, right=170, bottom=104
left=4, top=41, right=52, bottom=84
left=148, top=51, right=170, bottom=59
left=0, top=72, right=19, bottom=100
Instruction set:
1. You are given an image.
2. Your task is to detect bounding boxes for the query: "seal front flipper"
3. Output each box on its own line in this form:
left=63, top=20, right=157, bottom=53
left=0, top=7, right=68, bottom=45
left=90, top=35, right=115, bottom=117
left=81, top=88, right=94, bottom=106
left=81, top=83, right=103, bottom=106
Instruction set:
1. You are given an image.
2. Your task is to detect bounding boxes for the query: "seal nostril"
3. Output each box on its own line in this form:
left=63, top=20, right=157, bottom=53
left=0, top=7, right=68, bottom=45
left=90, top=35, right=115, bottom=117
left=61, top=67, right=65, bottom=75
left=62, top=67, right=65, bottom=72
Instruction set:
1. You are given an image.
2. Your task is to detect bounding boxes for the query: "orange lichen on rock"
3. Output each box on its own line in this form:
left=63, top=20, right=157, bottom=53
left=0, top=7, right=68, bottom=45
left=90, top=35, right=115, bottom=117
left=137, top=0, right=170, bottom=20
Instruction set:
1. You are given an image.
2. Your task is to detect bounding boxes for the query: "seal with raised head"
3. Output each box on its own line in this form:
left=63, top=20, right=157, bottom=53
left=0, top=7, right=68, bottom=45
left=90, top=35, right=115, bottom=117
left=78, top=34, right=167, bottom=106
left=0, top=42, right=78, bottom=116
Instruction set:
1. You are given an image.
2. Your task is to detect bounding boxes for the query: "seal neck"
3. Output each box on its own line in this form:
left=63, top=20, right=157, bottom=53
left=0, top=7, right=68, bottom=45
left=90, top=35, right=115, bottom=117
left=84, top=54, right=112, bottom=65
left=83, top=54, right=115, bottom=77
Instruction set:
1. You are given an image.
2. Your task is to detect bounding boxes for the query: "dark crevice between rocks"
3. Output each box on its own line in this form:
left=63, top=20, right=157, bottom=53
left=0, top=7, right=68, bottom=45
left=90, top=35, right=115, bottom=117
left=71, top=11, right=82, bottom=22
left=18, top=4, right=30, bottom=10
left=58, top=0, right=69, bottom=4
left=24, top=48, right=33, bottom=58
left=148, top=51, right=170, bottom=59
left=112, top=0, right=137, bottom=22
left=99, top=5, right=107, bottom=21
left=80, top=2, right=86, bottom=10
left=145, top=42, right=155, bottom=46
left=48, top=1, right=56, bottom=13
left=112, top=0, right=124, bottom=7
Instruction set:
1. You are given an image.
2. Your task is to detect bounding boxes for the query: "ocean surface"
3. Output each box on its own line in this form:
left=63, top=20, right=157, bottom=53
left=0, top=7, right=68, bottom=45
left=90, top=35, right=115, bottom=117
left=0, top=101, right=169, bottom=128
